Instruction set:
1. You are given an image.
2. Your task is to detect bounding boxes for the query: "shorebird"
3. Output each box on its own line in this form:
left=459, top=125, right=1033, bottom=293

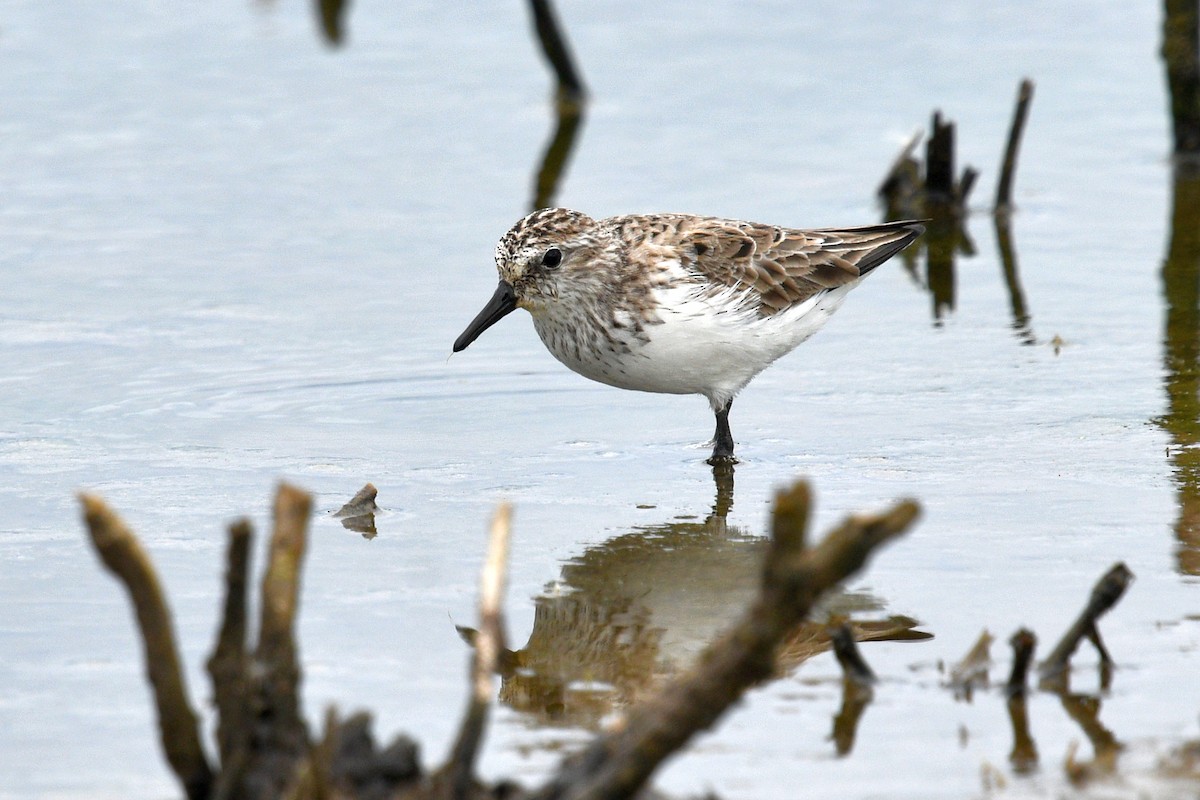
left=453, top=208, right=923, bottom=463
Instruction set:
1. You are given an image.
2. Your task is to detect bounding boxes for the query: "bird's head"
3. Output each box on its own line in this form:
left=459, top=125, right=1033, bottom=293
left=453, top=208, right=600, bottom=352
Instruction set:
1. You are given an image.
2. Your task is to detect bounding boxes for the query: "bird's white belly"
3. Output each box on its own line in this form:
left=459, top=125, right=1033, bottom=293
left=532, top=282, right=855, bottom=407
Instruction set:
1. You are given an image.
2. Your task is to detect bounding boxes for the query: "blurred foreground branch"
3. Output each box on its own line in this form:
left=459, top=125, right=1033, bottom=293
left=80, top=479, right=919, bottom=800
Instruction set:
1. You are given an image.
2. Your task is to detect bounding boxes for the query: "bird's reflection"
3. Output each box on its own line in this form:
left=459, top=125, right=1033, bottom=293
left=1159, top=164, right=1200, bottom=575
left=462, top=465, right=929, bottom=730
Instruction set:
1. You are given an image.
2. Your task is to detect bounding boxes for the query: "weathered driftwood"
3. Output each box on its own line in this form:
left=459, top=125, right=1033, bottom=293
left=1038, top=563, right=1134, bottom=687
left=80, top=494, right=214, bottom=800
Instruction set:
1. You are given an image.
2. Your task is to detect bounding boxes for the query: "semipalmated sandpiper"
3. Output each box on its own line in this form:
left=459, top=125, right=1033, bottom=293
left=454, top=208, right=923, bottom=463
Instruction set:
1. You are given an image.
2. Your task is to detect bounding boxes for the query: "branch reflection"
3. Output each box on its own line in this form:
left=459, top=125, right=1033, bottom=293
left=463, top=466, right=929, bottom=732
left=1159, top=165, right=1200, bottom=575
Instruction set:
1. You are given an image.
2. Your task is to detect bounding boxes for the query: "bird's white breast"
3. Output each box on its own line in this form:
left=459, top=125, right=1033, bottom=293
left=531, top=269, right=858, bottom=410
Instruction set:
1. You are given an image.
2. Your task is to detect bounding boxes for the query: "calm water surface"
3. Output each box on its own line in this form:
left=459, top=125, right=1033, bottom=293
left=2, top=2, right=1197, bottom=798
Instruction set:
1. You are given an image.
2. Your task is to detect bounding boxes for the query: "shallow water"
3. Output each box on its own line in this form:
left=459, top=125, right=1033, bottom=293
left=2, top=2, right=1199, bottom=798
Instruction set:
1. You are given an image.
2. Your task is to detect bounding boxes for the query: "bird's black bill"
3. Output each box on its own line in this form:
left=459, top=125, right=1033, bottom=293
left=452, top=280, right=518, bottom=352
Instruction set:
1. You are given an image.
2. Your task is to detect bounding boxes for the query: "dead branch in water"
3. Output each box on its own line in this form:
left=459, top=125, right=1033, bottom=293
left=79, top=494, right=215, bottom=800
left=1162, top=0, right=1200, bottom=160
left=435, top=503, right=513, bottom=798
left=996, top=79, right=1036, bottom=211
left=81, top=480, right=919, bottom=800
left=1039, top=563, right=1134, bottom=688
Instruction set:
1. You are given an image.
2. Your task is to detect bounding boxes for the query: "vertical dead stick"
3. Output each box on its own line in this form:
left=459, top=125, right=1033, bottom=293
left=315, top=0, right=350, bottom=47
left=1006, top=628, right=1037, bottom=697
left=528, top=0, right=587, bottom=103
left=443, top=503, right=513, bottom=799
left=1039, top=563, right=1134, bottom=683
left=532, top=482, right=919, bottom=800
left=1162, top=0, right=1200, bottom=158
left=259, top=484, right=312, bottom=655
left=957, top=166, right=980, bottom=206
left=207, top=519, right=253, bottom=767
left=79, top=494, right=214, bottom=800
left=995, top=79, right=1036, bottom=211
left=926, top=111, right=956, bottom=199
left=246, top=483, right=314, bottom=793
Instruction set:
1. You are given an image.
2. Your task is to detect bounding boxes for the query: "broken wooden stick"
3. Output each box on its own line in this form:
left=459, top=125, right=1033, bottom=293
left=438, top=503, right=513, bottom=798
left=206, top=519, right=253, bottom=772
left=79, top=494, right=214, bottom=800
left=1006, top=628, right=1037, bottom=698
left=1038, top=563, right=1134, bottom=686
left=995, top=78, right=1035, bottom=211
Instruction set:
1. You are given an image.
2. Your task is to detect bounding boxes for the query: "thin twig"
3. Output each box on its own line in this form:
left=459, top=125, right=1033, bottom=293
left=528, top=0, right=586, bottom=104
left=995, top=79, right=1035, bottom=211
left=1039, top=563, right=1134, bottom=684
left=443, top=503, right=513, bottom=799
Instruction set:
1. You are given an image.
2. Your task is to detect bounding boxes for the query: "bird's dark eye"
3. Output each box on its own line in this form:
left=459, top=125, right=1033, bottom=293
left=541, top=247, right=563, bottom=269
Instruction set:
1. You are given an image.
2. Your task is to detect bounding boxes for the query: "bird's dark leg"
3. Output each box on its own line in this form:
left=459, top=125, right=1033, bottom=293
left=707, top=399, right=737, bottom=465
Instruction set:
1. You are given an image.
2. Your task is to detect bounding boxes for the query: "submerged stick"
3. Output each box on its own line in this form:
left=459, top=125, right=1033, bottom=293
left=1039, top=563, right=1134, bottom=684
left=79, top=494, right=214, bottom=800
left=995, top=79, right=1035, bottom=210
left=531, top=481, right=919, bottom=800
left=442, top=503, right=513, bottom=798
